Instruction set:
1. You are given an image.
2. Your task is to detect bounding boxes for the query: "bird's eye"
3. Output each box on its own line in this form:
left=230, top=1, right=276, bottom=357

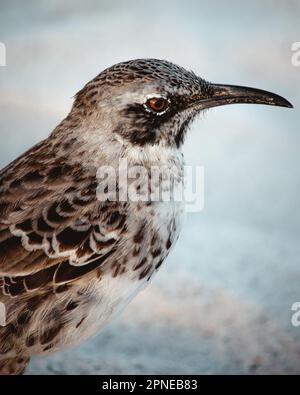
left=145, top=97, right=169, bottom=114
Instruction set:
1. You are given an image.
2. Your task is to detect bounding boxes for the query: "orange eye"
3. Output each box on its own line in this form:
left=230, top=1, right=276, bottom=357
left=146, top=97, right=169, bottom=113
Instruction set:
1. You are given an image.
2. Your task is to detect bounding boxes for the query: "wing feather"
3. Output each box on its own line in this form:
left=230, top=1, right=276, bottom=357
left=0, top=141, right=127, bottom=296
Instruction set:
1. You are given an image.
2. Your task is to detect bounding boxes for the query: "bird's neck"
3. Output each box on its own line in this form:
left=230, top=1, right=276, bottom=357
left=50, top=113, right=184, bottom=172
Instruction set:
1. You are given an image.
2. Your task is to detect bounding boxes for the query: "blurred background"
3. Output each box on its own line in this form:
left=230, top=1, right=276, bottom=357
left=0, top=0, right=300, bottom=374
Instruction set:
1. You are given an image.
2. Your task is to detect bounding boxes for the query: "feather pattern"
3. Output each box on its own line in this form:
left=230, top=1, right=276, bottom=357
left=0, top=58, right=194, bottom=374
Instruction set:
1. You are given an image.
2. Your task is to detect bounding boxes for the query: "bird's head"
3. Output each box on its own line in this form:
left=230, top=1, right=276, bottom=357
left=73, top=59, right=293, bottom=150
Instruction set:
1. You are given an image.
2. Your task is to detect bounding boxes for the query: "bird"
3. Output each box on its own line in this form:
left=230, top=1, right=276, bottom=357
left=0, top=58, right=292, bottom=374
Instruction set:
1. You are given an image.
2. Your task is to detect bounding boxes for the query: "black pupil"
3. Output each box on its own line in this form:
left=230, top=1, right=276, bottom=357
left=154, top=99, right=164, bottom=109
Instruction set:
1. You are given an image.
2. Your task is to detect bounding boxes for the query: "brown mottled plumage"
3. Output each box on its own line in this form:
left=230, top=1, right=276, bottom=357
left=0, top=59, right=292, bottom=374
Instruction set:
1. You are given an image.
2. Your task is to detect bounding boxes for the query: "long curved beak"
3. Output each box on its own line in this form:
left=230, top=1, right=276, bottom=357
left=195, top=83, right=293, bottom=110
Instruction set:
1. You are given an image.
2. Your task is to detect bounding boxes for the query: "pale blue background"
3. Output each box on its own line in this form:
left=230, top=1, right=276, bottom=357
left=0, top=0, right=300, bottom=374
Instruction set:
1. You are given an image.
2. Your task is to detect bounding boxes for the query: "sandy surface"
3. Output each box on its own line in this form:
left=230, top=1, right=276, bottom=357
left=0, top=0, right=299, bottom=374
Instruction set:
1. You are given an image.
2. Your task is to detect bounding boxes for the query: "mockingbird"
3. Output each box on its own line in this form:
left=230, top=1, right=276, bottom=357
left=0, top=58, right=292, bottom=374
